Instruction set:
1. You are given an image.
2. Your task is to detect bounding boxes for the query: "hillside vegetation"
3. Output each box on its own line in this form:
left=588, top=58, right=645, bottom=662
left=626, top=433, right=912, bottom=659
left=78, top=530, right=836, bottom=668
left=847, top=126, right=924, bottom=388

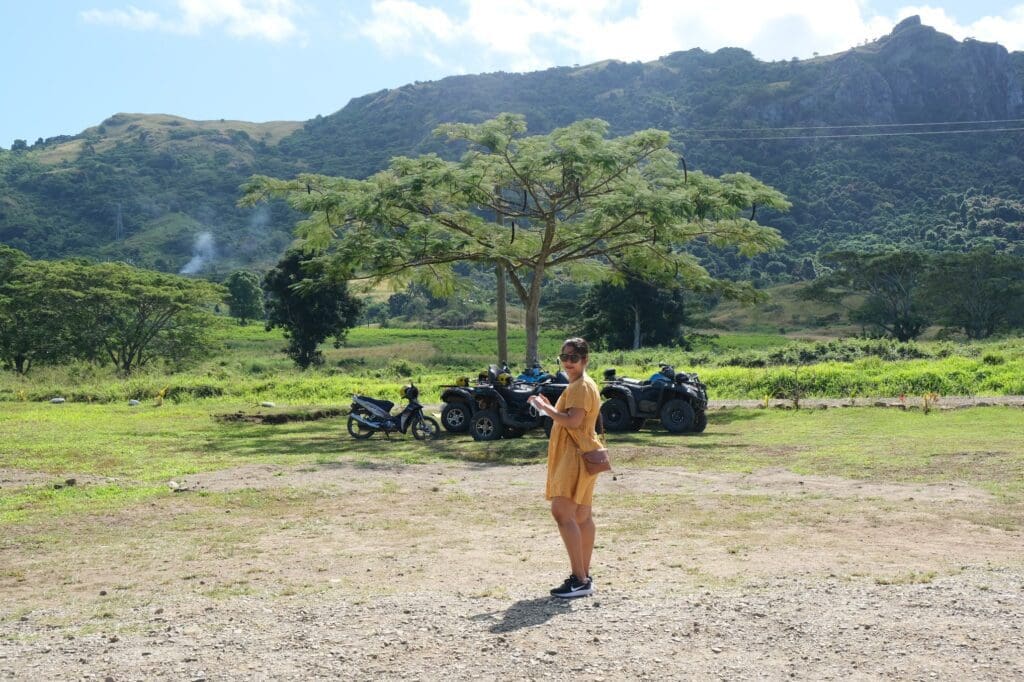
left=1, top=17, right=1022, bottom=279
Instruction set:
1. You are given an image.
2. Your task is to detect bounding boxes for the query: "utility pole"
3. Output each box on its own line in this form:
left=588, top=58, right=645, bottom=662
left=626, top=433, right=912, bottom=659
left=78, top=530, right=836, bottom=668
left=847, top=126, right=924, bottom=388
left=114, top=202, right=124, bottom=241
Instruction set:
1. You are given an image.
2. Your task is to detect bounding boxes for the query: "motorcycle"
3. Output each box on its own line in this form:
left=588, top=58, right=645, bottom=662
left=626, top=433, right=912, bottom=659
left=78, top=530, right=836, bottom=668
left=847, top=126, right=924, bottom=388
left=347, top=383, right=440, bottom=440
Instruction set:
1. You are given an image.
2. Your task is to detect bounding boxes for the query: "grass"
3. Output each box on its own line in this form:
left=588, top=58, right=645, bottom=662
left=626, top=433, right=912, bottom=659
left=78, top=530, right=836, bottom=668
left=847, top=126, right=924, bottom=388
left=1, top=321, right=1022, bottom=529
left=4, top=323, right=1023, bottom=405
left=1, top=400, right=1022, bottom=528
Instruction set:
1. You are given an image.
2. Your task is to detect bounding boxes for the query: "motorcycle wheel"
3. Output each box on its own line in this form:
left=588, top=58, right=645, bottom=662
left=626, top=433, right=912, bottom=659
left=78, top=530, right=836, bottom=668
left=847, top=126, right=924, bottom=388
left=660, top=398, right=695, bottom=434
left=600, top=398, right=632, bottom=432
left=441, top=402, right=470, bottom=433
left=347, top=414, right=375, bottom=439
left=470, top=410, right=503, bottom=441
left=412, top=416, right=441, bottom=441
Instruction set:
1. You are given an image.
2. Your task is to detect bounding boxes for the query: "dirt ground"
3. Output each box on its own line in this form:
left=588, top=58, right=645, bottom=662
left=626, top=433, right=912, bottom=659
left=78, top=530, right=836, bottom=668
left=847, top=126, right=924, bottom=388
left=2, top=451, right=1023, bottom=681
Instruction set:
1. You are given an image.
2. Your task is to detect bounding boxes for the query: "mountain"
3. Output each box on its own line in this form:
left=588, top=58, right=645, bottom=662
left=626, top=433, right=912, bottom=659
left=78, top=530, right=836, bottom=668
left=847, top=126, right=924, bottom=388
left=2, top=16, right=1023, bottom=279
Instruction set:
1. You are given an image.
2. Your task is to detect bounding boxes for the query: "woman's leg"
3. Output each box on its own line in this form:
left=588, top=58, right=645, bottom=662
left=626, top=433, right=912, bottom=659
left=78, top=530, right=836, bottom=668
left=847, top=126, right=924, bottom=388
left=550, top=496, right=587, bottom=579
left=575, top=504, right=594, bottom=578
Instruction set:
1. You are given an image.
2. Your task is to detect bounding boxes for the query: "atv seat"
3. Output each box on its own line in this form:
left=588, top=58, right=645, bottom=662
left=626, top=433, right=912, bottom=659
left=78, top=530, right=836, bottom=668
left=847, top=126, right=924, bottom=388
left=499, top=384, right=537, bottom=399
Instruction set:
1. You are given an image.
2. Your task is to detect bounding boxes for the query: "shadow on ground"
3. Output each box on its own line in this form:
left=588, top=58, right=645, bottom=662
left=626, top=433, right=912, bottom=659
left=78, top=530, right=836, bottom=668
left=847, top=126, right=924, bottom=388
left=470, top=597, right=574, bottom=633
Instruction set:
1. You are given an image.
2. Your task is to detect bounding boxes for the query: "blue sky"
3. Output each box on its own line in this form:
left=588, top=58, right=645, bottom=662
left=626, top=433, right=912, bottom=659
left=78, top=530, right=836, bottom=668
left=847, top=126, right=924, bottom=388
left=3, top=1, right=1023, bottom=147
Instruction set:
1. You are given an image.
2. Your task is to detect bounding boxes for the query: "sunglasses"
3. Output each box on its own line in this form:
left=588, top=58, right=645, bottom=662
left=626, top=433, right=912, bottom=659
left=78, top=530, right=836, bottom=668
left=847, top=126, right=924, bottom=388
left=559, top=353, right=584, bottom=363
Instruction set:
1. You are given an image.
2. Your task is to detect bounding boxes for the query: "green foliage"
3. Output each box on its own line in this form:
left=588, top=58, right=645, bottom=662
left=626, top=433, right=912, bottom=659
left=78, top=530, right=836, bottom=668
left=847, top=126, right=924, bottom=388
left=224, top=270, right=264, bottom=325
left=0, top=253, right=224, bottom=374
left=3, top=26, right=1024, bottom=284
left=802, top=251, right=932, bottom=341
left=800, top=248, right=1024, bottom=341
left=578, top=275, right=689, bottom=350
left=243, top=114, right=787, bottom=364
left=382, top=283, right=487, bottom=328
left=262, top=250, right=363, bottom=369
left=3, top=322, right=1023, bottom=406
left=923, top=247, right=1024, bottom=338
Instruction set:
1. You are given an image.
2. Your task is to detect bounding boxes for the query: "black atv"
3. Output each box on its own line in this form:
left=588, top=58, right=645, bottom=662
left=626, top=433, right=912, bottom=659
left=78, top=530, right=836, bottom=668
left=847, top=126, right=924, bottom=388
left=440, top=364, right=569, bottom=440
left=439, top=363, right=506, bottom=434
left=599, top=363, right=708, bottom=434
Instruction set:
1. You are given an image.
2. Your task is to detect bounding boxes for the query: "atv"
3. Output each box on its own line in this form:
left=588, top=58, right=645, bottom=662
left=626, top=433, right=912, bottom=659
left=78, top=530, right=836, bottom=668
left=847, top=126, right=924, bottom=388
left=438, top=363, right=506, bottom=434
left=599, top=363, right=708, bottom=434
left=440, top=364, right=569, bottom=440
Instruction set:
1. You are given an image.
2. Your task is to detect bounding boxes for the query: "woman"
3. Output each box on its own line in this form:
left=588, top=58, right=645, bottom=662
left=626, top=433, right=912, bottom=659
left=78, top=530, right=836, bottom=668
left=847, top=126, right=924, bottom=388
left=527, top=337, right=602, bottom=599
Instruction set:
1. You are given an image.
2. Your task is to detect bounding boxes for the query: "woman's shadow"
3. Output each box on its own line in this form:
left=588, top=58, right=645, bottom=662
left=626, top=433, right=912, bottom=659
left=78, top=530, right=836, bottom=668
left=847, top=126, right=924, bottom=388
left=470, top=597, right=574, bottom=633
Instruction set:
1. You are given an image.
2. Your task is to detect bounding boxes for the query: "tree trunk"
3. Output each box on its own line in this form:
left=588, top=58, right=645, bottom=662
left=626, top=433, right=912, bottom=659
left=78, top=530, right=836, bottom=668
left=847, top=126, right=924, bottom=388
left=496, top=262, right=508, bottom=365
left=523, top=266, right=544, bottom=366
left=632, top=304, right=641, bottom=349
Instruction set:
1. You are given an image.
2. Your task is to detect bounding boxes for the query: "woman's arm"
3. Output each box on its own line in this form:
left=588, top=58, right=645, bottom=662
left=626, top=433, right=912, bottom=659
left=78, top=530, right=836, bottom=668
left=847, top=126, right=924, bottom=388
left=527, top=394, right=586, bottom=429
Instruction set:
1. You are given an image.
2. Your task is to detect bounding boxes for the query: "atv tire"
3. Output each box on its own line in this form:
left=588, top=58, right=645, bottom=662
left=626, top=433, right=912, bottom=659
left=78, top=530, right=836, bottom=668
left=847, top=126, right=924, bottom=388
left=600, top=398, right=632, bottom=432
left=441, top=402, right=471, bottom=433
left=692, top=410, right=708, bottom=433
left=470, top=410, right=503, bottom=441
left=660, top=398, right=695, bottom=434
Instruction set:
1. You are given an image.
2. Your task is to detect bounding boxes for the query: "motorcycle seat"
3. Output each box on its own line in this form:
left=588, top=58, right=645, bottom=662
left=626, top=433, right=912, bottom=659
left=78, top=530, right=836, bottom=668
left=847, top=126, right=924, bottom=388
left=357, top=396, right=394, bottom=412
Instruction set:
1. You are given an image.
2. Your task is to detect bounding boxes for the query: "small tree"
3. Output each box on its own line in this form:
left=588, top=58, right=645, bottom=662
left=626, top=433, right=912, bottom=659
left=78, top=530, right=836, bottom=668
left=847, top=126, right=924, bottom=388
left=242, top=114, right=788, bottom=365
left=0, top=255, right=223, bottom=374
left=224, top=270, right=264, bottom=325
left=262, top=250, right=363, bottom=369
left=923, top=247, right=1024, bottom=338
left=579, top=275, right=688, bottom=350
left=0, top=257, right=78, bottom=373
left=80, top=263, right=224, bottom=373
left=802, top=251, right=931, bottom=341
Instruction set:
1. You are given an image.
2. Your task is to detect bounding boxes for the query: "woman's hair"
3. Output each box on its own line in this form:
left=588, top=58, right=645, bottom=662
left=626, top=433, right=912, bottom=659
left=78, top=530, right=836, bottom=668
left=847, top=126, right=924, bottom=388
left=562, top=337, right=589, bottom=357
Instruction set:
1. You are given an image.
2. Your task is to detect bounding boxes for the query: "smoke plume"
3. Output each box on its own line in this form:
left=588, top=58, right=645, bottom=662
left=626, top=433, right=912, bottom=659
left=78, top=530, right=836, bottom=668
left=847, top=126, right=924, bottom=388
left=179, top=232, right=216, bottom=274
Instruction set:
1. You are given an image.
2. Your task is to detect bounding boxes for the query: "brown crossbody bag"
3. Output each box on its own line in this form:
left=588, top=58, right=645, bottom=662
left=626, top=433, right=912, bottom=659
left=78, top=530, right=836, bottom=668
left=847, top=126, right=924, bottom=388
left=568, top=414, right=612, bottom=476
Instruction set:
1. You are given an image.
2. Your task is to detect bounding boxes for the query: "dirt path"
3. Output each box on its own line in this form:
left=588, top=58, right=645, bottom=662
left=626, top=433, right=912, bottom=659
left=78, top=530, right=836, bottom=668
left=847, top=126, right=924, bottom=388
left=2, top=461, right=1023, bottom=680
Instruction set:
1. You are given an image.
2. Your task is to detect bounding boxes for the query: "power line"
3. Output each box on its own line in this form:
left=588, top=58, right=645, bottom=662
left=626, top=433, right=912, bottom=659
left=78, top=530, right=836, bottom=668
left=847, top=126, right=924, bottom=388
left=687, top=126, right=1024, bottom=142
left=679, top=117, right=1024, bottom=133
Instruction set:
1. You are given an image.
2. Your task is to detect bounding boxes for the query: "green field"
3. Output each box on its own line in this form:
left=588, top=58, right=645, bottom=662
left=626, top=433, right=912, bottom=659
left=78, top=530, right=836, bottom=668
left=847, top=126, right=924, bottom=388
left=2, top=320, right=1022, bottom=405
left=2, top=320, right=1022, bottom=525
left=2, top=400, right=1022, bottom=526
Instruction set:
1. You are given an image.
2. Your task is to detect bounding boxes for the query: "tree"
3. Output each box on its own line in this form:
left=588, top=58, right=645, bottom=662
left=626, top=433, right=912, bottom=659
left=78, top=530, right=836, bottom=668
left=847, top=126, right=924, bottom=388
left=923, top=247, right=1024, bottom=338
left=802, top=251, right=931, bottom=341
left=79, top=263, right=224, bottom=373
left=262, top=250, right=363, bottom=369
left=579, top=276, right=688, bottom=350
left=242, top=114, right=788, bottom=364
left=0, top=255, right=223, bottom=373
left=0, top=257, right=78, bottom=373
left=224, top=270, right=264, bottom=325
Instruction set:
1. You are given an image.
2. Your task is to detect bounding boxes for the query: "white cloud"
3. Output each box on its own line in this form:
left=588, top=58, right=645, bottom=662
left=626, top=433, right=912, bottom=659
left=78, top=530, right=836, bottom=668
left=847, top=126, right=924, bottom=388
left=81, top=0, right=304, bottom=43
left=80, top=5, right=162, bottom=30
left=355, top=0, right=1024, bottom=72
left=894, top=5, right=1024, bottom=50
left=359, top=0, right=457, bottom=52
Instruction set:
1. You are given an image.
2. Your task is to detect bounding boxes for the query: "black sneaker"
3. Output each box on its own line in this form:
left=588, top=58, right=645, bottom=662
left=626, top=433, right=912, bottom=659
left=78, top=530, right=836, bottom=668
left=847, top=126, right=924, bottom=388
left=550, top=574, right=593, bottom=599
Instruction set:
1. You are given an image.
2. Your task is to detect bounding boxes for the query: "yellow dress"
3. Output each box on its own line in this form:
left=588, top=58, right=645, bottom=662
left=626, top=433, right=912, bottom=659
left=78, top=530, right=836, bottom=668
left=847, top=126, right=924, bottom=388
left=545, top=373, right=603, bottom=506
